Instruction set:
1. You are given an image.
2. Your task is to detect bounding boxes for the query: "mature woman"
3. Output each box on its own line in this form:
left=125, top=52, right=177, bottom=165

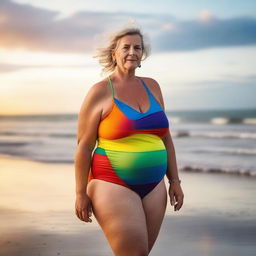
left=75, top=26, right=184, bottom=256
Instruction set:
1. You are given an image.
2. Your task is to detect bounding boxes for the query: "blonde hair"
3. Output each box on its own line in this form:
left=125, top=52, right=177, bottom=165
left=93, top=26, right=151, bottom=77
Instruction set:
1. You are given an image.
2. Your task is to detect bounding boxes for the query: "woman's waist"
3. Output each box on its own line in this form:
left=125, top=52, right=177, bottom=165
left=93, top=146, right=167, bottom=171
left=97, top=133, right=166, bottom=152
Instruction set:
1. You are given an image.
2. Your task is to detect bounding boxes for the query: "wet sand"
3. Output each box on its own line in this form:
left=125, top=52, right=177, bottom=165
left=0, top=154, right=255, bottom=256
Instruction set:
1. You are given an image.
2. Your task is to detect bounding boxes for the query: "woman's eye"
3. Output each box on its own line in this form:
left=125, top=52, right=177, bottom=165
left=123, top=46, right=141, bottom=50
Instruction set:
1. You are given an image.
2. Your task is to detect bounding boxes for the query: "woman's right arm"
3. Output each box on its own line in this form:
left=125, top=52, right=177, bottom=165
left=74, top=82, right=106, bottom=222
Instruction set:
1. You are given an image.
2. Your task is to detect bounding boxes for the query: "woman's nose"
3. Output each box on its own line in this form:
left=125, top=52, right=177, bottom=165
left=128, top=47, right=135, bottom=55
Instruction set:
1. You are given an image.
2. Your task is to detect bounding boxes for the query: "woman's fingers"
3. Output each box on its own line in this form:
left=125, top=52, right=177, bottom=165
left=75, top=202, right=82, bottom=220
left=81, top=210, right=87, bottom=221
left=174, top=194, right=184, bottom=211
left=86, top=205, right=93, bottom=222
left=75, top=194, right=93, bottom=223
left=169, top=184, right=184, bottom=211
left=170, top=190, right=175, bottom=206
left=76, top=208, right=84, bottom=221
left=76, top=208, right=91, bottom=222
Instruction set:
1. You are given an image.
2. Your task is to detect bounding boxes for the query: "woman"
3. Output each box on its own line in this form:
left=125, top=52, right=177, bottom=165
left=75, top=27, right=184, bottom=256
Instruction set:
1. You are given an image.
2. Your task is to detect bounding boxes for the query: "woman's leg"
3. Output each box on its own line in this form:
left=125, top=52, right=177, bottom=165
left=142, top=179, right=167, bottom=254
left=87, top=179, right=149, bottom=256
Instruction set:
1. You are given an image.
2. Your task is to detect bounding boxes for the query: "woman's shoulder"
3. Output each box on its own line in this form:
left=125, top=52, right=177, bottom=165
left=86, top=78, right=110, bottom=99
left=139, top=76, right=165, bottom=108
left=79, top=78, right=111, bottom=113
left=139, top=76, right=162, bottom=93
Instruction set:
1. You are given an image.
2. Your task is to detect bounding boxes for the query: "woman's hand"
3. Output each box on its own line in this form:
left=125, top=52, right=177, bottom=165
left=75, top=193, right=93, bottom=223
left=168, top=183, right=184, bottom=211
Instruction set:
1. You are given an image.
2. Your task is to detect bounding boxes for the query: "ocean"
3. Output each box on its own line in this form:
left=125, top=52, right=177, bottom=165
left=0, top=108, right=255, bottom=177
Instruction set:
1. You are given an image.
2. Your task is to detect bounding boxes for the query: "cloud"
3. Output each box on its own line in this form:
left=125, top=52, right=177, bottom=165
left=197, top=10, right=217, bottom=22
left=0, top=62, right=96, bottom=73
left=153, top=15, right=256, bottom=52
left=0, top=0, right=165, bottom=53
left=0, top=0, right=256, bottom=54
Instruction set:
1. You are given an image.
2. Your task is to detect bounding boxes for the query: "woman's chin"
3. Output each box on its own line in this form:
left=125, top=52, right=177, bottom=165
left=124, top=63, right=138, bottom=71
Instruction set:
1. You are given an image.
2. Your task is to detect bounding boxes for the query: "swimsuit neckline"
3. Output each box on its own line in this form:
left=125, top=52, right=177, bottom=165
left=114, top=95, right=152, bottom=115
left=109, top=76, right=152, bottom=115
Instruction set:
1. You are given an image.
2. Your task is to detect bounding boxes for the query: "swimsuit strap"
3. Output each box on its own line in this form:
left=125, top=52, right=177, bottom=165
left=108, top=76, right=115, bottom=98
left=139, top=78, right=151, bottom=96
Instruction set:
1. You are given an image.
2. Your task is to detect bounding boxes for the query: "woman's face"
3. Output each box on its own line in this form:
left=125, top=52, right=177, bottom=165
left=112, top=34, right=143, bottom=72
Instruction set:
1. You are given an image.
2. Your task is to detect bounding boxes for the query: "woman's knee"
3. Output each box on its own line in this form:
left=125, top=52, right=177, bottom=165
left=111, top=234, right=148, bottom=256
left=113, top=234, right=148, bottom=256
left=125, top=249, right=148, bottom=256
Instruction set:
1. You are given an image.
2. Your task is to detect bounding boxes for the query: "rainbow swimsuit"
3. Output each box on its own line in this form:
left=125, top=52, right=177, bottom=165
left=88, top=77, right=169, bottom=199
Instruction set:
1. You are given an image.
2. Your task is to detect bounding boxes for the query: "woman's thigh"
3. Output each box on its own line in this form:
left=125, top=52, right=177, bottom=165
left=142, top=179, right=167, bottom=253
left=87, top=179, right=149, bottom=256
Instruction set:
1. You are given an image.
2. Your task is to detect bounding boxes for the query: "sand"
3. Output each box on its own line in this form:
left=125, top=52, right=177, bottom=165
left=0, top=154, right=255, bottom=256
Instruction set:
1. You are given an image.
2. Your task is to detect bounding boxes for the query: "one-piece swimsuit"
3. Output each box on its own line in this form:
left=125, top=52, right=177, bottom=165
left=88, top=76, right=169, bottom=199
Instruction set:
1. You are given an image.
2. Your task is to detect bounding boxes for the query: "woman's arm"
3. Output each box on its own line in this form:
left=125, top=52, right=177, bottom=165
left=162, top=130, right=180, bottom=180
left=74, top=82, right=106, bottom=195
left=74, top=81, right=109, bottom=222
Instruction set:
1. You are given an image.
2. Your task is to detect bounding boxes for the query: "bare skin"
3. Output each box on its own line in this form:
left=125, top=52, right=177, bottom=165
left=86, top=178, right=167, bottom=255
left=75, top=34, right=184, bottom=256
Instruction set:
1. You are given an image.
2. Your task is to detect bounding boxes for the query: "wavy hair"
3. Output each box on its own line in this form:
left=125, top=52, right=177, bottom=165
left=93, top=26, right=151, bottom=77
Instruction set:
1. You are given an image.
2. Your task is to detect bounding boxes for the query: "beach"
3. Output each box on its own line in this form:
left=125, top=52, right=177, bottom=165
left=1, top=154, right=255, bottom=256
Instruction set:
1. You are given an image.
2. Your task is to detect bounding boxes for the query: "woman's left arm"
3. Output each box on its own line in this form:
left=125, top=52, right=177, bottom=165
left=162, top=131, right=180, bottom=181
left=162, top=131, right=184, bottom=211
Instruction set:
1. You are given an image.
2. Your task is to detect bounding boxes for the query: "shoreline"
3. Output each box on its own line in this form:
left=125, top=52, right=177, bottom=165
left=1, top=153, right=255, bottom=177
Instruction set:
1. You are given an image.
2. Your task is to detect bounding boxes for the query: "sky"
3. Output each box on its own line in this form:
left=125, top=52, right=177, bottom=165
left=0, top=0, right=256, bottom=115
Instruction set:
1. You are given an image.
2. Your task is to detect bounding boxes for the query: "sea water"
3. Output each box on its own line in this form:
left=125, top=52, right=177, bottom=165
left=0, top=108, right=255, bottom=177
